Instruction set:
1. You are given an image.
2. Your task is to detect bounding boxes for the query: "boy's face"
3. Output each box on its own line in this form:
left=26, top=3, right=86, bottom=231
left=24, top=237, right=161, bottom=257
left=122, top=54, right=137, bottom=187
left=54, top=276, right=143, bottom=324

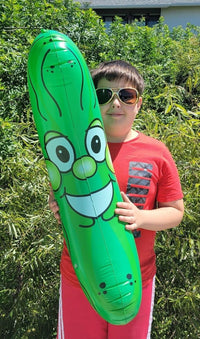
left=97, top=78, right=142, bottom=142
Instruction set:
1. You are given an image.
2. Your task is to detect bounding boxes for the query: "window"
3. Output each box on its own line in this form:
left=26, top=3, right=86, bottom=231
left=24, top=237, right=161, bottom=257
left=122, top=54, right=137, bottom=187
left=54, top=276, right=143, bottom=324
left=95, top=8, right=161, bottom=28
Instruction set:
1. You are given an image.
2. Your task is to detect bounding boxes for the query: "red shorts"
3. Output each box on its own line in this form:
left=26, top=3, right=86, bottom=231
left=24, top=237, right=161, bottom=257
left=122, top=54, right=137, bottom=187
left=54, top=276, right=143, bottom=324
left=57, top=275, right=155, bottom=339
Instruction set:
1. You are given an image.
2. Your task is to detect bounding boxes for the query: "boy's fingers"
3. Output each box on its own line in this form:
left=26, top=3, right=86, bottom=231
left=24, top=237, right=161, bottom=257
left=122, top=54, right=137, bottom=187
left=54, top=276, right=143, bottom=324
left=48, top=188, right=61, bottom=223
left=54, top=212, right=61, bottom=223
left=49, top=200, right=58, bottom=211
left=121, top=191, right=131, bottom=203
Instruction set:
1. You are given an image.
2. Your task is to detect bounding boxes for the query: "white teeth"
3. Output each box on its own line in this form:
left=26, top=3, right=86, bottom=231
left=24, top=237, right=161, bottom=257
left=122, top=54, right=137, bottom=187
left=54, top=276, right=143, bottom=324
left=66, top=181, right=113, bottom=217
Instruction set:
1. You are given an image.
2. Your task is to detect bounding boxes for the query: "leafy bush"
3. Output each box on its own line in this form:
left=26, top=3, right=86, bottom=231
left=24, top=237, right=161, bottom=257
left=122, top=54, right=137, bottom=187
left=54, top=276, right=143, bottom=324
left=1, top=1, right=199, bottom=338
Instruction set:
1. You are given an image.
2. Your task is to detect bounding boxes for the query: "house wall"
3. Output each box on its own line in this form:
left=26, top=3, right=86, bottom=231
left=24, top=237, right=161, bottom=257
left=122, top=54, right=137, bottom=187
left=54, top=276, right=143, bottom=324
left=161, top=6, right=200, bottom=29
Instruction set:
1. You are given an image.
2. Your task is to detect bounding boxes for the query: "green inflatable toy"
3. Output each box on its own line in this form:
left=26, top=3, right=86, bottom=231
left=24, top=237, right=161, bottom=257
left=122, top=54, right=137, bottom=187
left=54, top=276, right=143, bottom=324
left=27, top=30, right=141, bottom=325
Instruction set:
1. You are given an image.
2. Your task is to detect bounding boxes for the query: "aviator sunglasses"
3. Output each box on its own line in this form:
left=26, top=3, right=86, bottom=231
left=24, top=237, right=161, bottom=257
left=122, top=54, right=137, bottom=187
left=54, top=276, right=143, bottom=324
left=96, top=87, right=139, bottom=106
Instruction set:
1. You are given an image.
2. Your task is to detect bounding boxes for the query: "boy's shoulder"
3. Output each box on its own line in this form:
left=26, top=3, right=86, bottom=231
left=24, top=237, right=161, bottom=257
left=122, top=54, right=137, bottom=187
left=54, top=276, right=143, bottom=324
left=138, top=132, right=166, bottom=147
left=137, top=132, right=172, bottom=163
left=137, top=132, right=170, bottom=154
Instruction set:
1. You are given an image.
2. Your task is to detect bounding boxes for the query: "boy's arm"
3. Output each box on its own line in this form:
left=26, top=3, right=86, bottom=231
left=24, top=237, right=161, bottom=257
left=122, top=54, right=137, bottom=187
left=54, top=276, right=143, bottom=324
left=49, top=188, right=184, bottom=231
left=115, top=192, right=184, bottom=232
left=49, top=188, right=61, bottom=224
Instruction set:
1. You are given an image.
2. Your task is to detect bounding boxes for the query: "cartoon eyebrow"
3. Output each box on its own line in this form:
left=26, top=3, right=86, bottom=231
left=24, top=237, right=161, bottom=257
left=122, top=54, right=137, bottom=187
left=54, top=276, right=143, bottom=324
left=28, top=73, right=47, bottom=121
left=41, top=49, right=62, bottom=117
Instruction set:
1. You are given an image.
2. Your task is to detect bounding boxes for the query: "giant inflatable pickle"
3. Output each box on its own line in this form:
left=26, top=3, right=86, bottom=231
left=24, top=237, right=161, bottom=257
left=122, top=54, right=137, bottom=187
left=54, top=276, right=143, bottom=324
left=27, top=30, right=142, bottom=324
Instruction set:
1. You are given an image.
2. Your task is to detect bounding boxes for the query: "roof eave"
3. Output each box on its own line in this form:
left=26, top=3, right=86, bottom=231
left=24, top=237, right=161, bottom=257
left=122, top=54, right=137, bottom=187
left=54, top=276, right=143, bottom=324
left=85, top=3, right=200, bottom=10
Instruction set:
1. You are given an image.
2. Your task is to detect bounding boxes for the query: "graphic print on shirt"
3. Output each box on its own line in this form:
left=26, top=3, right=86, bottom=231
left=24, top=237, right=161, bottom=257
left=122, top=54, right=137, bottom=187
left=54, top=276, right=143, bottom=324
left=127, top=161, right=153, bottom=238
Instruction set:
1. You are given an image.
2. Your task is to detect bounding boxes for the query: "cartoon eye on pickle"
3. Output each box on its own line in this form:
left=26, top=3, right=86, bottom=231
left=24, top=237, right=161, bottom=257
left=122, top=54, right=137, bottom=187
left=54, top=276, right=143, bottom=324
left=28, top=29, right=141, bottom=325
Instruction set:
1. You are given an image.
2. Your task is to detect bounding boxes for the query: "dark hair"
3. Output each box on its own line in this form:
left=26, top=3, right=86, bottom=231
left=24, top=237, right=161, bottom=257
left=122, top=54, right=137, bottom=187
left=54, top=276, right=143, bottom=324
left=91, top=60, right=144, bottom=95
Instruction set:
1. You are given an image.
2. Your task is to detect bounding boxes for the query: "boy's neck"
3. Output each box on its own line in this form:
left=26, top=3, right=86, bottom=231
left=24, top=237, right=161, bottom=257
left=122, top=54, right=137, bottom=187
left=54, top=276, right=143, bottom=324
left=107, top=129, right=138, bottom=143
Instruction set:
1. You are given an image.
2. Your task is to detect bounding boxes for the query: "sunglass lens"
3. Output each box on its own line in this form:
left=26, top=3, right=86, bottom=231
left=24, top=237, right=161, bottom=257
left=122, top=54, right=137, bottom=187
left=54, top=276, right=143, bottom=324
left=119, top=89, right=137, bottom=104
left=96, top=89, right=112, bottom=105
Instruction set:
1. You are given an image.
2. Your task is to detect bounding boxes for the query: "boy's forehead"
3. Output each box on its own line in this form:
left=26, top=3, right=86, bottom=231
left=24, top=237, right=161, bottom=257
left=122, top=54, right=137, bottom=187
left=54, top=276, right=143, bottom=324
left=97, top=77, right=134, bottom=89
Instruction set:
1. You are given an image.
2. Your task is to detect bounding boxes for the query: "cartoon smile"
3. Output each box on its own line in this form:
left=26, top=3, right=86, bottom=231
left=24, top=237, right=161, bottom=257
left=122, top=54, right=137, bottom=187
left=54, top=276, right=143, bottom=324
left=65, top=180, right=113, bottom=218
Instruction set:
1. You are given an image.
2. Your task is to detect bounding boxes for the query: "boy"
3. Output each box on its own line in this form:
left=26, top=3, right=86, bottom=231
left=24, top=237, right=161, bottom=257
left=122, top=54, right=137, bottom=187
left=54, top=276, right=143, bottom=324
left=49, top=60, right=184, bottom=338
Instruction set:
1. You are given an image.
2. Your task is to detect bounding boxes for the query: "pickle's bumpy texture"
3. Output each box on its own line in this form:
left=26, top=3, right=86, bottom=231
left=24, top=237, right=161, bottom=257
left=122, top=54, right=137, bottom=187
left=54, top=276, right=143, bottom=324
left=28, top=30, right=141, bottom=324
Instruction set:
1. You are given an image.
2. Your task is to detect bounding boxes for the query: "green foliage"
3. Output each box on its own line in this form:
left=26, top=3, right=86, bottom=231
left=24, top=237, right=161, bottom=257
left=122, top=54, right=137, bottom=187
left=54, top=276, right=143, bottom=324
left=0, top=2, right=199, bottom=338
left=135, top=108, right=200, bottom=338
left=0, top=120, right=62, bottom=338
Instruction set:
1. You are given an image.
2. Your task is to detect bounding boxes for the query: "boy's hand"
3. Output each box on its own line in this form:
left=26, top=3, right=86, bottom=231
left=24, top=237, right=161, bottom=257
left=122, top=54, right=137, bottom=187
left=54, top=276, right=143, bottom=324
left=115, top=192, right=184, bottom=232
left=48, top=188, right=61, bottom=224
left=115, top=191, right=141, bottom=231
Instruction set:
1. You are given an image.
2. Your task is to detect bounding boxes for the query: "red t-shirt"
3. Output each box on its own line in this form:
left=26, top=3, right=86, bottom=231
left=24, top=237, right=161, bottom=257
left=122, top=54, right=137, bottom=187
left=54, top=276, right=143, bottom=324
left=60, top=132, right=183, bottom=287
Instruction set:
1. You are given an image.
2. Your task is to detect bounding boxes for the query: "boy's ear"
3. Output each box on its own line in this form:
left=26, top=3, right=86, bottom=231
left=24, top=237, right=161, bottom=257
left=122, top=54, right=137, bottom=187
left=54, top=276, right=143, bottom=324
left=137, top=96, right=143, bottom=110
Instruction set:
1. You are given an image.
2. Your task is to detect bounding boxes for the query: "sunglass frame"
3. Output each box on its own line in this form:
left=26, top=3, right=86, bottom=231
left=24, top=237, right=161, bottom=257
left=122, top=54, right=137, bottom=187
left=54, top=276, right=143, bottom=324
left=96, top=87, right=139, bottom=106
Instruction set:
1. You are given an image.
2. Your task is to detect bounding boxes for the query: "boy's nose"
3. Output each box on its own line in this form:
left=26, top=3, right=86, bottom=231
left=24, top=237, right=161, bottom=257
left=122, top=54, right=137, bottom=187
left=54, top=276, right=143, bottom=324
left=112, top=94, right=121, bottom=106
